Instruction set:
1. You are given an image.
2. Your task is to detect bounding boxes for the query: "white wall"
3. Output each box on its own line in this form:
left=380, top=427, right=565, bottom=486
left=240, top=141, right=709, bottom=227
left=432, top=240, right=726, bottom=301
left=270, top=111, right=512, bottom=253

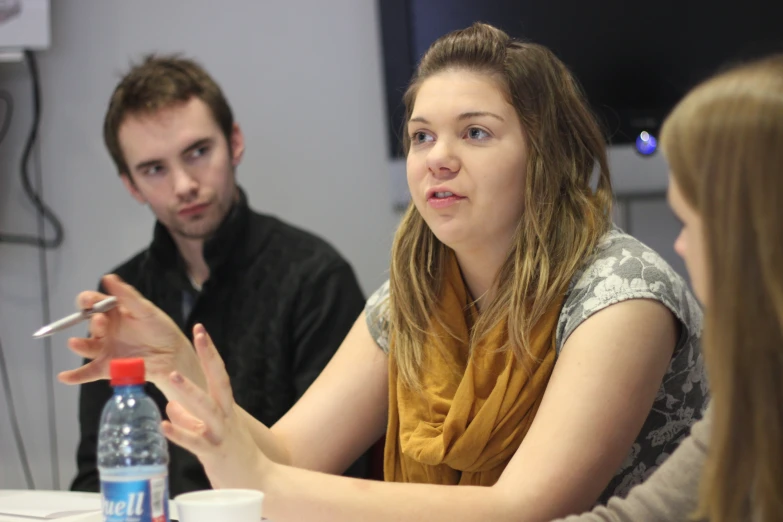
left=0, top=0, right=399, bottom=490
left=0, top=0, right=688, bottom=491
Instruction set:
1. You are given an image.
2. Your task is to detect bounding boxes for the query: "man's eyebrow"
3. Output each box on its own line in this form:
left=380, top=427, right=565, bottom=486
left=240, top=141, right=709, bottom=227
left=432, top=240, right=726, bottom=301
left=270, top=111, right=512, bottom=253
left=133, top=138, right=214, bottom=171
left=133, top=157, right=163, bottom=172
left=181, top=137, right=213, bottom=155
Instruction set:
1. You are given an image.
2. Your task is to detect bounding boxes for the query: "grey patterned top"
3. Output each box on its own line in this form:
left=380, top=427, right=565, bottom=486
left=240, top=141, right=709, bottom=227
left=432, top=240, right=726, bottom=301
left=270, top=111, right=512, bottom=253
left=364, top=228, right=708, bottom=503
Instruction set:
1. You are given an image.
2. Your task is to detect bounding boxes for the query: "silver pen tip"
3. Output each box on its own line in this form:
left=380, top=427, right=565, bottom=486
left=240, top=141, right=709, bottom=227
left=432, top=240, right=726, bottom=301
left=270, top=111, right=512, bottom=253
left=32, top=326, right=52, bottom=339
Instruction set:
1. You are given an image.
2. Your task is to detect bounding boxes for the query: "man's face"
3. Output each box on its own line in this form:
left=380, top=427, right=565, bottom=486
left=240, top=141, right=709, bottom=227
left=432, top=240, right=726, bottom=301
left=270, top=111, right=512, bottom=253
left=118, top=97, right=244, bottom=240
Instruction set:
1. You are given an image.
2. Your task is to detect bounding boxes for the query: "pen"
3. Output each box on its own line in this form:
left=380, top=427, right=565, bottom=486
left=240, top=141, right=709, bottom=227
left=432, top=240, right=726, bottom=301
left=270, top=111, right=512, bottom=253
left=32, top=296, right=118, bottom=339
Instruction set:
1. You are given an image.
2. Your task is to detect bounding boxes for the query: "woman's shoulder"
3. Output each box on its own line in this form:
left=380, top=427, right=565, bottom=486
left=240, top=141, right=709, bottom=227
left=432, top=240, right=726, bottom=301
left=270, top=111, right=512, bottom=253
left=556, top=227, right=704, bottom=354
left=559, top=228, right=709, bottom=501
left=364, top=280, right=391, bottom=353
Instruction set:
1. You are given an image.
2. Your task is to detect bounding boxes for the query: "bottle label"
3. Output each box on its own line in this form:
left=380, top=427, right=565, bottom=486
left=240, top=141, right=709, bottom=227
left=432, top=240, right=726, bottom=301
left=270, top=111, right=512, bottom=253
left=100, top=466, right=169, bottom=522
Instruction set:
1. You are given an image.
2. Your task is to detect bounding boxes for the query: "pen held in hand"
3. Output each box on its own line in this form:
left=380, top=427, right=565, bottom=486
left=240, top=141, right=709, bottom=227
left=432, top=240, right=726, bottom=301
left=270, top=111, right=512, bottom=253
left=32, top=296, right=118, bottom=339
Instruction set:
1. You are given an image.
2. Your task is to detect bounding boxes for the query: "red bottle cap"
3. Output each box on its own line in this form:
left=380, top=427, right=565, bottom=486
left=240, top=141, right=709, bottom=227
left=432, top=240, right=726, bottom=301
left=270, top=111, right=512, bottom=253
left=109, top=358, right=145, bottom=386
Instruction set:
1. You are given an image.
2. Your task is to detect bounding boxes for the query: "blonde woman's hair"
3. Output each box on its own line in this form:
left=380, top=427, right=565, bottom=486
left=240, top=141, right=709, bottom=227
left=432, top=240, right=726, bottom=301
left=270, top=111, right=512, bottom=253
left=661, top=54, right=783, bottom=522
left=389, top=23, right=613, bottom=387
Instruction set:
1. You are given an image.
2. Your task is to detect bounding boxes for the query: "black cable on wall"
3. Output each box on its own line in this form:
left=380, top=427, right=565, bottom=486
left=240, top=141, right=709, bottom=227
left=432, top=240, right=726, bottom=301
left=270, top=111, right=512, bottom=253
left=0, top=50, right=65, bottom=490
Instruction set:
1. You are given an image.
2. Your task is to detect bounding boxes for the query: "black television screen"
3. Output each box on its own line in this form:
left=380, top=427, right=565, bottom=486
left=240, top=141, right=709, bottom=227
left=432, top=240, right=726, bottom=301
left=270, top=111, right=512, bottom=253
left=378, top=0, right=783, bottom=157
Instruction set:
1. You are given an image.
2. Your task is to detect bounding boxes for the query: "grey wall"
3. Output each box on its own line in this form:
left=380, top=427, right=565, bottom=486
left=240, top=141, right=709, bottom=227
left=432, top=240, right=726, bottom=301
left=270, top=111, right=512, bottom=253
left=0, top=0, right=688, bottom=490
left=0, top=0, right=399, bottom=490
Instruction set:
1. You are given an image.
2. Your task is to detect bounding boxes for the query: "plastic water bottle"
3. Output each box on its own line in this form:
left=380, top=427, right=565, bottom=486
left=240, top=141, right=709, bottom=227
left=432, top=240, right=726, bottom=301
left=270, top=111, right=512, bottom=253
left=98, top=358, right=170, bottom=522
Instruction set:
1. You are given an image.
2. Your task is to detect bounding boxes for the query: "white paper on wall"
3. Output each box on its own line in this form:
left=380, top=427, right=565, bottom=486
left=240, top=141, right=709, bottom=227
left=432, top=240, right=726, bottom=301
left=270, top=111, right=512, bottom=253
left=0, top=0, right=50, bottom=50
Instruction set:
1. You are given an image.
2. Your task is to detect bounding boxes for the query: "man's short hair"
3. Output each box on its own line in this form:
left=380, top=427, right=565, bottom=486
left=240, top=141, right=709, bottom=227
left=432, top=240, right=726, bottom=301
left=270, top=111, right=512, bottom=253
left=103, top=53, right=234, bottom=175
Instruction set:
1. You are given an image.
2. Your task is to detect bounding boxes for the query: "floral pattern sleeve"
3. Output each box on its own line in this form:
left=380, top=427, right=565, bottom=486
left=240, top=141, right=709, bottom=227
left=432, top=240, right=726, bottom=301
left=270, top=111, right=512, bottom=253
left=557, top=227, right=708, bottom=502
left=364, top=280, right=391, bottom=353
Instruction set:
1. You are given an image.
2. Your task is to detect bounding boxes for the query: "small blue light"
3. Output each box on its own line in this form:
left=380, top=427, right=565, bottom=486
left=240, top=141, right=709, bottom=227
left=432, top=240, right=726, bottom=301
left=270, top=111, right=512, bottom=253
left=636, top=131, right=658, bottom=156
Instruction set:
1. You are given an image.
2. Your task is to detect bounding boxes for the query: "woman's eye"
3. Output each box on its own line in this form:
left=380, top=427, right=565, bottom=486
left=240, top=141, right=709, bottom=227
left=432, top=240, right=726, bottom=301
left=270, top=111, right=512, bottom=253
left=467, top=127, right=490, bottom=140
left=411, top=131, right=434, bottom=144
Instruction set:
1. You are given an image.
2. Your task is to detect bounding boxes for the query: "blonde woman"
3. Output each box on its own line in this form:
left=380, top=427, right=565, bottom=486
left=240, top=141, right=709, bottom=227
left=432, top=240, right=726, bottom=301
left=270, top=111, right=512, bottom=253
left=61, top=24, right=705, bottom=521
left=557, top=54, right=783, bottom=522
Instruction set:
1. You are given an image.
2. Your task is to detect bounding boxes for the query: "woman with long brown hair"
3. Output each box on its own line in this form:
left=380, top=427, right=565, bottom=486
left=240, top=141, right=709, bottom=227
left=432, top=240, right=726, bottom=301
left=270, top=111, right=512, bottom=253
left=559, top=53, right=783, bottom=522
left=60, top=23, right=705, bottom=521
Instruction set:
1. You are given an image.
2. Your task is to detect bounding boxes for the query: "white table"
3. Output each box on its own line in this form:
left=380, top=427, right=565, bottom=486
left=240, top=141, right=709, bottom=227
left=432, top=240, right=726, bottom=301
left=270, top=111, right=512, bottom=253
left=0, top=490, right=180, bottom=521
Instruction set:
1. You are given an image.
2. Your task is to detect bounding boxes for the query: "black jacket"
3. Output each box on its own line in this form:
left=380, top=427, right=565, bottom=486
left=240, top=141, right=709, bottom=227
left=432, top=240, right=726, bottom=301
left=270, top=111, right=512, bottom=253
left=70, top=189, right=367, bottom=495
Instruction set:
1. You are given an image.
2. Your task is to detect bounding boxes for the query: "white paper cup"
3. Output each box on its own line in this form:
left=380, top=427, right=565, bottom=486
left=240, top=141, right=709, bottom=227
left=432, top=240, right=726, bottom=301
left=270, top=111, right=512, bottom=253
left=175, top=489, right=264, bottom=522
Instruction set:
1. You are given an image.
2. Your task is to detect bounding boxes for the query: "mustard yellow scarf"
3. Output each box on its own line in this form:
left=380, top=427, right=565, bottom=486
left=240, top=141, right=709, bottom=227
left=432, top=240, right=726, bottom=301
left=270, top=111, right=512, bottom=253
left=384, top=255, right=563, bottom=486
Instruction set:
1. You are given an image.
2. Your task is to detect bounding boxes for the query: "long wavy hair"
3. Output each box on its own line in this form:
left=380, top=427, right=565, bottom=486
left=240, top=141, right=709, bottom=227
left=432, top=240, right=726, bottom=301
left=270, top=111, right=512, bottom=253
left=661, top=54, right=783, bottom=522
left=389, top=23, right=613, bottom=387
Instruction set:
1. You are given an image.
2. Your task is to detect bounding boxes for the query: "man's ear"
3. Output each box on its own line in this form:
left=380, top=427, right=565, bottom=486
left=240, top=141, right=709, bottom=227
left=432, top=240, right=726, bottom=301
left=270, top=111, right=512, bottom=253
left=120, top=173, right=147, bottom=204
left=230, top=123, right=245, bottom=167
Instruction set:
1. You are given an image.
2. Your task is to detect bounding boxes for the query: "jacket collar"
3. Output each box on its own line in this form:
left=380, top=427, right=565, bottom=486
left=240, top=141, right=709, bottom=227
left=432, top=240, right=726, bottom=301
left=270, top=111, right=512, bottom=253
left=147, top=186, right=261, bottom=285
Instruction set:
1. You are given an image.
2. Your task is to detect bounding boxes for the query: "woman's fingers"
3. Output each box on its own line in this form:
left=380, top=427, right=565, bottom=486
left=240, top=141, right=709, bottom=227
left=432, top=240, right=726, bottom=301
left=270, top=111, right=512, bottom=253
left=75, top=290, right=110, bottom=310
left=101, top=274, right=157, bottom=319
left=167, top=371, right=224, bottom=443
left=193, top=324, right=235, bottom=414
left=166, top=401, right=210, bottom=435
left=161, top=419, right=214, bottom=457
left=57, top=359, right=106, bottom=384
left=66, top=337, right=103, bottom=360
left=85, top=312, right=110, bottom=340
